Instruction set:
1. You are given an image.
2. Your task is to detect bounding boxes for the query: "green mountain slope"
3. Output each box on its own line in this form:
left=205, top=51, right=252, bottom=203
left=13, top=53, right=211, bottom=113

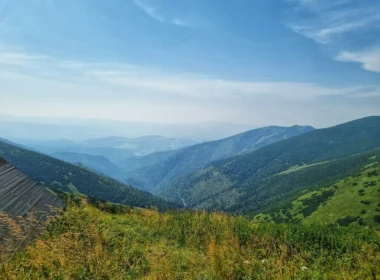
left=51, top=152, right=124, bottom=179
left=0, top=139, right=178, bottom=211
left=256, top=155, right=380, bottom=228
left=159, top=117, right=380, bottom=214
left=124, top=125, right=314, bottom=192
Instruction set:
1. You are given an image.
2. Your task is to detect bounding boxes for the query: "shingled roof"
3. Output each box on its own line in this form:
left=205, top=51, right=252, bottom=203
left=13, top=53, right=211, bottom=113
left=0, top=158, right=65, bottom=218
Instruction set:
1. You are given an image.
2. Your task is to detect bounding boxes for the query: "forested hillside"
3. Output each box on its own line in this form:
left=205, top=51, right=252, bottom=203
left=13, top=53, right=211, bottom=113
left=124, top=125, right=314, bottom=192
left=159, top=117, right=380, bottom=214
left=0, top=139, right=178, bottom=211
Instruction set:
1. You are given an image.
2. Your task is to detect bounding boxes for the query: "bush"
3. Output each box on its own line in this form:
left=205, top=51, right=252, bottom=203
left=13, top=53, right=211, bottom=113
left=337, top=216, right=357, bottom=226
left=368, top=171, right=379, bottom=177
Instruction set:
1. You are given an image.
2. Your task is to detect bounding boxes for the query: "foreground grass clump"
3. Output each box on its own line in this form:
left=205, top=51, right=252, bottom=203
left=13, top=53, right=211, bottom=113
left=1, top=200, right=380, bottom=279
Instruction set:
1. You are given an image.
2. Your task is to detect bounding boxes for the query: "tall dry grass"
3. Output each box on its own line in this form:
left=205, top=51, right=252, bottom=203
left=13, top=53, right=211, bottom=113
left=1, top=200, right=380, bottom=279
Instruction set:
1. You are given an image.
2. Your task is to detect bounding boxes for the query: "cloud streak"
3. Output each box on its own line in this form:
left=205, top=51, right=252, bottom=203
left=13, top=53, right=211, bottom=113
left=336, top=47, right=380, bottom=73
left=292, top=15, right=379, bottom=44
left=133, top=0, right=193, bottom=27
left=133, top=0, right=165, bottom=22
left=288, top=0, right=380, bottom=73
left=0, top=51, right=48, bottom=67
left=289, top=2, right=380, bottom=44
left=1, top=50, right=379, bottom=101
left=0, top=49, right=379, bottom=126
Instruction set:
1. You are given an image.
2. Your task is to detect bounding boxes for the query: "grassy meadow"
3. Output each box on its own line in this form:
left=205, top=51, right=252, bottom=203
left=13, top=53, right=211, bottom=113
left=1, top=197, right=380, bottom=279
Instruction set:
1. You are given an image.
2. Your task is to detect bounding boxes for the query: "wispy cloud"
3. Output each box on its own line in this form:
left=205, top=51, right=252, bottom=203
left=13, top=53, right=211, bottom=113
left=292, top=0, right=352, bottom=11
left=336, top=47, right=380, bottom=73
left=1, top=49, right=379, bottom=101
left=0, top=51, right=48, bottom=67
left=133, top=0, right=193, bottom=27
left=287, top=0, right=380, bottom=73
left=292, top=15, right=379, bottom=44
left=1, top=49, right=379, bottom=126
left=133, top=0, right=165, bottom=22
left=87, top=69, right=376, bottom=101
left=172, top=18, right=191, bottom=27
left=289, top=2, right=380, bottom=44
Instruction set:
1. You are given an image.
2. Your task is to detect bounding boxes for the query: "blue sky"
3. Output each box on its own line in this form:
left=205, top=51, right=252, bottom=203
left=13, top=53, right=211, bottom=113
left=0, top=0, right=379, bottom=127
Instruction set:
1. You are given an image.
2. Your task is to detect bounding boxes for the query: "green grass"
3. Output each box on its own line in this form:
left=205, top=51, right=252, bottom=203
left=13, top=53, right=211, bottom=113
left=304, top=164, right=380, bottom=227
left=1, top=198, right=380, bottom=279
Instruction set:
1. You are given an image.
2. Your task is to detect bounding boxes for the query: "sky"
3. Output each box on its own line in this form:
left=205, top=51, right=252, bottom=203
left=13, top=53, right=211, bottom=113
left=0, top=0, right=379, bottom=128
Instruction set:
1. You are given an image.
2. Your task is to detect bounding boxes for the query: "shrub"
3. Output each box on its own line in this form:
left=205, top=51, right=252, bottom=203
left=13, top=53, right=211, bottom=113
left=368, top=171, right=379, bottom=177
left=336, top=216, right=357, bottom=227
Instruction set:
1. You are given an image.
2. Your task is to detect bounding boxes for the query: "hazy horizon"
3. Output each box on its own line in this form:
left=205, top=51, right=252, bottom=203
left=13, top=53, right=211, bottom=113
left=1, top=113, right=377, bottom=142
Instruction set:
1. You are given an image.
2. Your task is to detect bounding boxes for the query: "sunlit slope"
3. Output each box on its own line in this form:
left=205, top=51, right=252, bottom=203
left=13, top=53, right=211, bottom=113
left=257, top=156, right=380, bottom=228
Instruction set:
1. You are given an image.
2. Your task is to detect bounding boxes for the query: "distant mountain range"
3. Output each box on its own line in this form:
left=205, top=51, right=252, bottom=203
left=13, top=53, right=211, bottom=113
left=123, top=125, right=314, bottom=192
left=157, top=116, right=380, bottom=215
left=0, top=115, right=256, bottom=141
left=79, top=135, right=199, bottom=155
left=14, top=135, right=199, bottom=165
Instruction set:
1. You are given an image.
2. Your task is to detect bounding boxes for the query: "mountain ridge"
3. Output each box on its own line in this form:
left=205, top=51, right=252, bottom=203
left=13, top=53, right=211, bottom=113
left=123, top=125, right=315, bottom=192
left=158, top=116, right=380, bottom=214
